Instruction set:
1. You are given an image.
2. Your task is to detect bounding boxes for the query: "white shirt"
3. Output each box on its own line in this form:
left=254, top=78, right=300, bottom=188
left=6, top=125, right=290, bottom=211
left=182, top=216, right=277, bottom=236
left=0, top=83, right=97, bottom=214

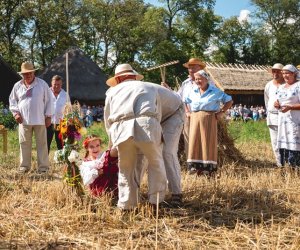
left=9, top=77, right=53, bottom=125
left=104, top=80, right=162, bottom=147
left=264, top=80, right=283, bottom=113
left=51, top=88, right=70, bottom=124
left=154, top=84, right=183, bottom=122
left=177, top=77, right=193, bottom=102
left=264, top=80, right=284, bottom=126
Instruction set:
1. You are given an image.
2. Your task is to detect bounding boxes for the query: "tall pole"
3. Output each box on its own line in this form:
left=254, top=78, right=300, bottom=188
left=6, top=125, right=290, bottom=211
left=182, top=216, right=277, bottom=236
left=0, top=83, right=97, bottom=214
left=66, top=52, right=69, bottom=97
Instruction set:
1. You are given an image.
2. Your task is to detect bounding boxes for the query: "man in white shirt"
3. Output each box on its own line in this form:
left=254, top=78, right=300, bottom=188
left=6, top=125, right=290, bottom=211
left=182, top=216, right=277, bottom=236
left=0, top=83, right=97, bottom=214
left=47, top=75, right=70, bottom=153
left=9, top=62, right=53, bottom=174
left=104, top=64, right=167, bottom=210
left=264, top=63, right=285, bottom=166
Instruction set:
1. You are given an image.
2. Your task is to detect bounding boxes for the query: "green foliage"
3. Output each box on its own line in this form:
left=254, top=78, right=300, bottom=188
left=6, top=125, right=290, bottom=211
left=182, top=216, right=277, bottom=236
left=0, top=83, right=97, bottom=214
left=0, top=103, right=17, bottom=130
left=0, top=0, right=299, bottom=75
left=228, top=120, right=270, bottom=143
left=87, top=122, right=109, bottom=147
left=250, top=0, right=300, bottom=64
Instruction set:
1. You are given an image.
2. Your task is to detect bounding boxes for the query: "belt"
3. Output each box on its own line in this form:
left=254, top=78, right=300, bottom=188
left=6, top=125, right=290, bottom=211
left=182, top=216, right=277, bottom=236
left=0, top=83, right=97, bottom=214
left=113, top=113, right=159, bottom=123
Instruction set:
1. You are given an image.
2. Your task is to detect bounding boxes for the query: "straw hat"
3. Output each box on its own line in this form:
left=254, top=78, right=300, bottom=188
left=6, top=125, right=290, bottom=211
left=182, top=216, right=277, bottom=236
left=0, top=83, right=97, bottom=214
left=19, top=62, right=37, bottom=74
left=267, top=63, right=284, bottom=72
left=183, top=58, right=206, bottom=69
left=106, top=64, right=144, bottom=87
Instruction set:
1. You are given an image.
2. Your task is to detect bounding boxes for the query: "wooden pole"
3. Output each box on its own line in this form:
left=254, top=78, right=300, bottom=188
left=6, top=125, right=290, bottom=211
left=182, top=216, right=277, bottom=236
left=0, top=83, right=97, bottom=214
left=66, top=52, right=69, bottom=97
left=0, top=127, right=7, bottom=154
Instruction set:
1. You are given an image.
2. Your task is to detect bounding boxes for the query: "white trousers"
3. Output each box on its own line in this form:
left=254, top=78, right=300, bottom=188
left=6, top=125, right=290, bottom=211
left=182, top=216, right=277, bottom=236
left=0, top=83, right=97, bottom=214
left=18, top=124, right=50, bottom=169
left=117, top=138, right=167, bottom=209
left=268, top=125, right=281, bottom=166
left=135, top=108, right=184, bottom=195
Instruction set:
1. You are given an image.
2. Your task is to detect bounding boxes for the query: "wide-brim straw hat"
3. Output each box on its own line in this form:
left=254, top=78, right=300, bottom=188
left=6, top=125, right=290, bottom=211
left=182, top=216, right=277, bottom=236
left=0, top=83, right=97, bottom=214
left=106, top=64, right=144, bottom=87
left=19, top=62, right=37, bottom=74
left=183, top=58, right=206, bottom=69
left=267, top=63, right=284, bottom=73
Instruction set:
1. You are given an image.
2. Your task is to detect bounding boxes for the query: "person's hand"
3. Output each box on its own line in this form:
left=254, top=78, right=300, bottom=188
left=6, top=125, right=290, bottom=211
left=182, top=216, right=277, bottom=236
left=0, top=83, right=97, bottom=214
left=14, top=113, right=23, bottom=124
left=45, top=117, right=52, bottom=127
left=98, top=169, right=104, bottom=175
left=186, top=112, right=191, bottom=118
left=274, top=100, right=280, bottom=109
left=161, top=82, right=172, bottom=90
left=281, top=105, right=292, bottom=113
left=215, top=111, right=224, bottom=121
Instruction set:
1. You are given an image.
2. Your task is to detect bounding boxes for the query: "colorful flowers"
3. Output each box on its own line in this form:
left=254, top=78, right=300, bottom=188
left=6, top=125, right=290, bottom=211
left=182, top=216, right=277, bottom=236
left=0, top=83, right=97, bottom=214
left=54, top=102, right=84, bottom=195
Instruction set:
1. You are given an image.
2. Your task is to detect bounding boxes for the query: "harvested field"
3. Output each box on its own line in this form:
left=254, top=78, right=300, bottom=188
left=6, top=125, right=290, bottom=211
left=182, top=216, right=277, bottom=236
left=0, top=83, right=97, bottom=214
left=0, top=122, right=299, bottom=249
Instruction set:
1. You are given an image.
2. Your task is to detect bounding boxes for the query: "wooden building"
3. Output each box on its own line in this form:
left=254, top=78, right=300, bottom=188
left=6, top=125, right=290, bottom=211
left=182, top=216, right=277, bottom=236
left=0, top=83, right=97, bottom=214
left=39, top=48, right=108, bottom=105
left=0, top=56, right=21, bottom=105
left=205, top=63, right=271, bottom=107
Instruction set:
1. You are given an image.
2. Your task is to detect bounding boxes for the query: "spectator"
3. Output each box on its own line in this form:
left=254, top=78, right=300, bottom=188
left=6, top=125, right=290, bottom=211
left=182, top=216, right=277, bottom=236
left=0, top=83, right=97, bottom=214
left=47, top=75, right=70, bottom=153
left=9, top=62, right=53, bottom=174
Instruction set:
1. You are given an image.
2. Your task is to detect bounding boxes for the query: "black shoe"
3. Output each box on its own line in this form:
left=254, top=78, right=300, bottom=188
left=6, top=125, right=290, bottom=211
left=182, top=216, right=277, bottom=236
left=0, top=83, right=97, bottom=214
left=169, top=194, right=183, bottom=208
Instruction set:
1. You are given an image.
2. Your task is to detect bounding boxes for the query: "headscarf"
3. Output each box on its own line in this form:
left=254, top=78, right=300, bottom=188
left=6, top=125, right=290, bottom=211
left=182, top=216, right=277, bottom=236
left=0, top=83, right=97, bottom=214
left=194, top=70, right=210, bottom=80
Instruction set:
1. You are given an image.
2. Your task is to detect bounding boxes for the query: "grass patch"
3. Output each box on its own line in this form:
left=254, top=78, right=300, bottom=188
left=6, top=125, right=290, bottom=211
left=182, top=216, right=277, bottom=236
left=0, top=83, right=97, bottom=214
left=1, top=121, right=300, bottom=249
left=228, top=120, right=270, bottom=143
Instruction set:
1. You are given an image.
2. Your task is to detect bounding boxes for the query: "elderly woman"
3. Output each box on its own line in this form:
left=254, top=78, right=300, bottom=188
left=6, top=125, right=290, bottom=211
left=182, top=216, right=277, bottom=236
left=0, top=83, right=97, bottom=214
left=185, top=70, right=233, bottom=175
left=274, top=64, right=300, bottom=167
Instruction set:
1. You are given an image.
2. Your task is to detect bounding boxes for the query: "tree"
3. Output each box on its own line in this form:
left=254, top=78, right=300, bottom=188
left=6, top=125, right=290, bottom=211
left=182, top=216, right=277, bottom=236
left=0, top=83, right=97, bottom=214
left=211, top=17, right=252, bottom=64
left=252, top=0, right=300, bottom=64
left=0, top=0, right=26, bottom=70
left=23, top=0, right=78, bottom=67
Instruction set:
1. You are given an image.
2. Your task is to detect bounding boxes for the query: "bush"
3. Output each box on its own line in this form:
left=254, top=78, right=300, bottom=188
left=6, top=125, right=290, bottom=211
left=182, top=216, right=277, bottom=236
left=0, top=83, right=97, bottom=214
left=0, top=102, right=17, bottom=130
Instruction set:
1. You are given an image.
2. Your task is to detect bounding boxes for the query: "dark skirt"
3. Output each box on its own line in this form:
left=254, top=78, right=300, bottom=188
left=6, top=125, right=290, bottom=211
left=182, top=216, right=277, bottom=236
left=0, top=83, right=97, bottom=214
left=89, top=150, right=119, bottom=197
left=279, top=148, right=300, bottom=167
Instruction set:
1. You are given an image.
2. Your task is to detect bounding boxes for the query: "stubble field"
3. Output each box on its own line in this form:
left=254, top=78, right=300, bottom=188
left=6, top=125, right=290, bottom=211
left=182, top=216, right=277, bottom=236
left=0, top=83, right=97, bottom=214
left=0, top=121, right=299, bottom=249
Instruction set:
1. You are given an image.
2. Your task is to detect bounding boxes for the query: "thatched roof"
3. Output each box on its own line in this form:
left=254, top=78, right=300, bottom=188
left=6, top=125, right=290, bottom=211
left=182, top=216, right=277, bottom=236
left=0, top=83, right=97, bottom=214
left=39, top=48, right=108, bottom=103
left=206, top=63, right=271, bottom=91
left=0, top=56, right=21, bottom=105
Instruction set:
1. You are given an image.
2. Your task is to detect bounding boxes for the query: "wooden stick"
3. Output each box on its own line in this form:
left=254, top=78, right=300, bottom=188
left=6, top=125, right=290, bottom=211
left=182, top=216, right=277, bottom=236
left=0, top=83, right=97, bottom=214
left=155, top=192, right=159, bottom=250
left=66, top=52, right=69, bottom=97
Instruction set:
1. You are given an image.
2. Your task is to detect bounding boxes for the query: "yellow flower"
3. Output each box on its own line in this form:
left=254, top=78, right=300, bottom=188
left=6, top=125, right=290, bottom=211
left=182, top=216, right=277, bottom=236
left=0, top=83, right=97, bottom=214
left=79, top=127, right=87, bottom=135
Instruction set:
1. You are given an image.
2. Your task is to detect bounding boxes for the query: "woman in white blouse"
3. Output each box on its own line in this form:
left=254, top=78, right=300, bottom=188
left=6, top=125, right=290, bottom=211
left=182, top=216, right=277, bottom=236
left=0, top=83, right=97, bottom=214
left=274, top=64, right=300, bottom=167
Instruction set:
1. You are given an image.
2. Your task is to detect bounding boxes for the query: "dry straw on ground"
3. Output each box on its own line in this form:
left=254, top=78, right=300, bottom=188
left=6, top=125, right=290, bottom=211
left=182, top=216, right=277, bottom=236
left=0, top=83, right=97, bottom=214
left=0, top=139, right=300, bottom=249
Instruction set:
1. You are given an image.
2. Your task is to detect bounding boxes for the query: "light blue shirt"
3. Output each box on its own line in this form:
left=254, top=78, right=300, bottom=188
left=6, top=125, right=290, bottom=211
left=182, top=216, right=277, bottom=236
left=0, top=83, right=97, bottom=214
left=185, top=84, right=232, bottom=112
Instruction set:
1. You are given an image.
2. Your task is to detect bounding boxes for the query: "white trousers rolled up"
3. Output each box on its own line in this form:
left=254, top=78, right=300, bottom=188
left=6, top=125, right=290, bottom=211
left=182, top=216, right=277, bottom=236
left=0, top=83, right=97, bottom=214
left=117, top=138, right=167, bottom=209
left=18, top=124, right=50, bottom=169
left=268, top=125, right=281, bottom=166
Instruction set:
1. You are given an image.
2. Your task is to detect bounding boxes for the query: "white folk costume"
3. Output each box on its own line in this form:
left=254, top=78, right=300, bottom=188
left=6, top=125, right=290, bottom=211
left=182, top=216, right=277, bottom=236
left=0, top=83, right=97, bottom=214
left=104, top=78, right=167, bottom=209
left=277, top=80, right=300, bottom=167
left=264, top=63, right=284, bottom=166
left=135, top=85, right=185, bottom=196
left=264, top=80, right=283, bottom=166
left=9, top=76, right=53, bottom=172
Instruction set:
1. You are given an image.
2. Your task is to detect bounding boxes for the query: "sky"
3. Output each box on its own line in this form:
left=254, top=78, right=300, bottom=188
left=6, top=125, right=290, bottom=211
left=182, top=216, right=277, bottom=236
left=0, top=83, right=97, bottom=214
left=145, top=0, right=256, bottom=21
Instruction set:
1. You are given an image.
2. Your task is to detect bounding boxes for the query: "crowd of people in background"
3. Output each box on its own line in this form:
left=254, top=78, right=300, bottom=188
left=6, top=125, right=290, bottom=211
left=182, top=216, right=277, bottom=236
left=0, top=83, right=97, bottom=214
left=80, top=104, right=104, bottom=127
left=226, top=104, right=266, bottom=122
